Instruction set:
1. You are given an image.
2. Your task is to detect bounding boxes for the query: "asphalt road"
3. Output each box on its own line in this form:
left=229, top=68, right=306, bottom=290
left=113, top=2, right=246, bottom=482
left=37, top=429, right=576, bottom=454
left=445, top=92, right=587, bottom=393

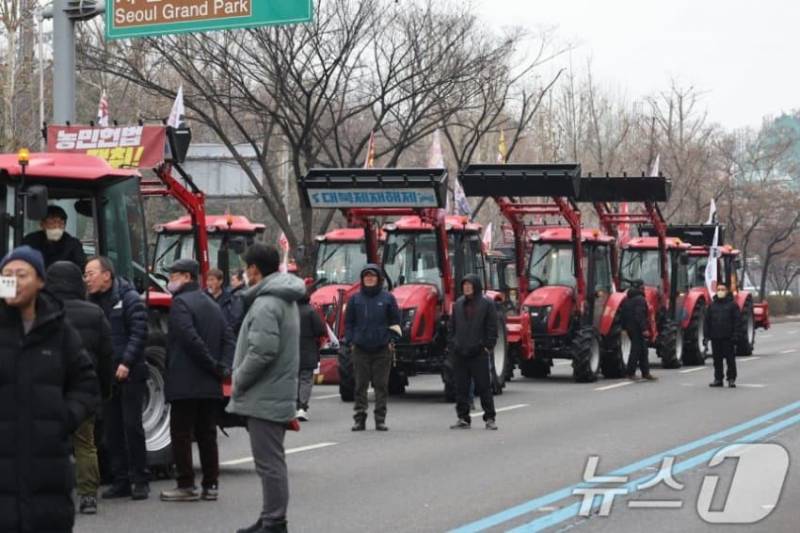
left=76, top=322, right=800, bottom=533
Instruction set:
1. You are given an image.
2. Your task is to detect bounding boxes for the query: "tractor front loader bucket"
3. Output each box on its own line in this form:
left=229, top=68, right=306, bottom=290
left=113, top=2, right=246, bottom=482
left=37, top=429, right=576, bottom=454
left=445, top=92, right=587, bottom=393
left=641, top=224, right=725, bottom=247
left=577, top=175, right=671, bottom=203
left=458, top=164, right=581, bottom=198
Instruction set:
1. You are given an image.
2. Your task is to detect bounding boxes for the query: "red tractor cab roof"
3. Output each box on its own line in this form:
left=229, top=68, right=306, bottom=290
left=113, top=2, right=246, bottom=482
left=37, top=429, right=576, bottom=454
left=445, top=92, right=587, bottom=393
left=623, top=236, right=691, bottom=251
left=0, top=152, right=140, bottom=182
left=156, top=215, right=266, bottom=234
left=687, top=243, right=738, bottom=257
left=318, top=227, right=386, bottom=242
left=531, top=227, right=614, bottom=244
left=387, top=215, right=482, bottom=233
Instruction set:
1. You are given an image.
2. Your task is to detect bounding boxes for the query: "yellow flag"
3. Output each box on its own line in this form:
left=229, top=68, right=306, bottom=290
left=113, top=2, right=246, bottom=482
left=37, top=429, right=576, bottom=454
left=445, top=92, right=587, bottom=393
left=497, top=130, right=508, bottom=164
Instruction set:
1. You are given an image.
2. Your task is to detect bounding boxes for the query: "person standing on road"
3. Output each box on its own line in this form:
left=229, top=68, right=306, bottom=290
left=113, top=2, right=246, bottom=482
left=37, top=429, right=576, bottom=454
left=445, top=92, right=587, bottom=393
left=22, top=205, right=87, bottom=268
left=622, top=279, right=656, bottom=381
left=46, top=260, right=114, bottom=516
left=206, top=267, right=244, bottom=334
left=448, top=274, right=499, bottom=430
left=0, top=246, right=99, bottom=532
left=228, top=244, right=306, bottom=533
left=85, top=256, right=151, bottom=501
left=297, top=284, right=326, bottom=421
left=160, top=259, right=235, bottom=503
left=344, top=264, right=401, bottom=432
left=704, top=283, right=741, bottom=388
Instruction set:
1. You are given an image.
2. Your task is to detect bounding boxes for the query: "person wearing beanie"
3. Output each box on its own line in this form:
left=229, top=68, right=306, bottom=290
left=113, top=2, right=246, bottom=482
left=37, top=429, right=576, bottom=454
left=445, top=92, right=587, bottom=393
left=448, top=274, right=499, bottom=430
left=0, top=247, right=99, bottom=531
left=22, top=204, right=87, bottom=268
left=343, top=263, right=401, bottom=432
left=46, top=260, right=114, bottom=515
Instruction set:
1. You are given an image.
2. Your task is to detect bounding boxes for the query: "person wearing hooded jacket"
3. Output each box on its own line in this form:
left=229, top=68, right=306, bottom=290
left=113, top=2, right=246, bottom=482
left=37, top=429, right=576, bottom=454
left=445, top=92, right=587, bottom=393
left=704, top=283, right=741, bottom=388
left=0, top=246, right=99, bottom=532
left=228, top=244, right=306, bottom=533
left=448, top=274, right=499, bottom=430
left=46, top=260, right=114, bottom=516
left=297, top=285, right=326, bottom=421
left=621, top=279, right=656, bottom=380
left=22, top=204, right=87, bottom=268
left=344, top=264, right=401, bottom=432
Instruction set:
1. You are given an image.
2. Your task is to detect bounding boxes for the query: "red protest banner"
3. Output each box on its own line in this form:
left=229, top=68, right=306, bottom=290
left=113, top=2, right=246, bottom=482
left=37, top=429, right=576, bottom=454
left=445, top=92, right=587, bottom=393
left=47, top=125, right=167, bottom=169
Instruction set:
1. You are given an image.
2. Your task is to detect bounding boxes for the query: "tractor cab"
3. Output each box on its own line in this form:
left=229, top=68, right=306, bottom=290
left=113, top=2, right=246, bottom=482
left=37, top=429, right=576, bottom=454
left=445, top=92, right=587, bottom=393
left=0, top=152, right=149, bottom=290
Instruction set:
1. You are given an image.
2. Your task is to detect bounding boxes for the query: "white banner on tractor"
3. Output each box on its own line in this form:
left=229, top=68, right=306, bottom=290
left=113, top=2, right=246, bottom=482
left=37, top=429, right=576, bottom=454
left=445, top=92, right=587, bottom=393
left=307, top=188, right=439, bottom=209
left=705, top=225, right=720, bottom=294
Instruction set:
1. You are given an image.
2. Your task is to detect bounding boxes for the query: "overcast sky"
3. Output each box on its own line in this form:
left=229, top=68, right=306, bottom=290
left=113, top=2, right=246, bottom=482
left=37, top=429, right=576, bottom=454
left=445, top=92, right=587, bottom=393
left=474, top=0, right=799, bottom=130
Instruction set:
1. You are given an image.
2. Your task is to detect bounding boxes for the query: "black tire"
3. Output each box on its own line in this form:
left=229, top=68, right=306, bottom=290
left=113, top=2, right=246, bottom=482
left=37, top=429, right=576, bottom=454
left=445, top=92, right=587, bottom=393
left=441, top=356, right=456, bottom=402
left=737, top=300, right=755, bottom=356
left=490, top=311, right=509, bottom=395
left=657, top=318, right=682, bottom=369
left=520, top=358, right=551, bottom=378
left=143, top=345, right=173, bottom=468
left=600, top=316, right=628, bottom=378
left=681, top=302, right=706, bottom=366
left=338, top=346, right=355, bottom=402
left=571, top=326, right=600, bottom=383
left=388, top=367, right=407, bottom=395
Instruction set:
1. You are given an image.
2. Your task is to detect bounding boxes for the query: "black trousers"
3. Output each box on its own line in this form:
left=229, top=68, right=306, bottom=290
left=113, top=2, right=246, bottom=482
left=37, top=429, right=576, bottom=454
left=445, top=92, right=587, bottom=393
left=170, top=399, right=219, bottom=489
left=104, top=381, right=149, bottom=485
left=711, top=339, right=737, bottom=382
left=455, top=354, right=495, bottom=422
left=353, top=346, right=392, bottom=423
left=625, top=329, right=650, bottom=376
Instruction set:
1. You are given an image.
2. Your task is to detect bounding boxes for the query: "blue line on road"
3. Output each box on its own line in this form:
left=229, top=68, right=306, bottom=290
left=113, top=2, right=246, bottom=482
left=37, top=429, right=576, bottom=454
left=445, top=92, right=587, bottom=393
left=449, top=400, right=800, bottom=533
left=510, top=411, right=800, bottom=532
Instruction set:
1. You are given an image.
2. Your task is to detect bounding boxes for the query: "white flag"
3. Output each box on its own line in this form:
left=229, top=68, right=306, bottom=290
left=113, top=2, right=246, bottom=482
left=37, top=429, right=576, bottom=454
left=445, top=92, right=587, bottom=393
left=428, top=129, right=445, bottom=168
left=278, top=231, right=290, bottom=272
left=453, top=177, right=471, bottom=216
left=167, top=85, right=185, bottom=128
left=705, top=198, right=717, bottom=225
left=482, top=222, right=493, bottom=251
left=96, top=90, right=109, bottom=127
left=705, top=225, right=719, bottom=294
left=325, top=323, right=340, bottom=350
left=650, top=154, right=660, bottom=177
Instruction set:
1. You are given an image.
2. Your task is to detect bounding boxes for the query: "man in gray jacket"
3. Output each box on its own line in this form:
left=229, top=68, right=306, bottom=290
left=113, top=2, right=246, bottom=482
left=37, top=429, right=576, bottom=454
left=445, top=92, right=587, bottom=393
left=228, top=244, right=305, bottom=533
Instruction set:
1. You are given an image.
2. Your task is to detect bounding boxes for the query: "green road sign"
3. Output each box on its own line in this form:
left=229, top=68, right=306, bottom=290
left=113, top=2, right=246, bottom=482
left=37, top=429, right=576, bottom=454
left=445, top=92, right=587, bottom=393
left=106, top=0, right=312, bottom=40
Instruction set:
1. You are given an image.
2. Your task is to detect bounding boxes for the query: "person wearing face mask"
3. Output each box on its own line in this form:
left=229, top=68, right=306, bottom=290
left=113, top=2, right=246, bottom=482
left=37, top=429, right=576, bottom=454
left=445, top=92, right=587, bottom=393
left=448, top=274, right=499, bottom=430
left=703, top=283, right=741, bottom=388
left=160, top=259, right=235, bottom=502
left=22, top=205, right=87, bottom=268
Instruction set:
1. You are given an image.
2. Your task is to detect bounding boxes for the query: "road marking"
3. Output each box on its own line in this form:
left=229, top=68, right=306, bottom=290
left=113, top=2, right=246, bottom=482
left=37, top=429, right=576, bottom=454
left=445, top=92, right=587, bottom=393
left=760, top=334, right=773, bottom=339
left=312, top=393, right=341, bottom=400
left=554, top=361, right=571, bottom=367
left=739, top=356, right=761, bottom=363
left=594, top=381, right=634, bottom=391
left=471, top=403, right=529, bottom=418
left=737, top=384, right=766, bottom=388
left=220, top=442, right=337, bottom=466
left=679, top=367, right=706, bottom=374
left=779, top=349, right=796, bottom=354
left=450, top=400, right=800, bottom=533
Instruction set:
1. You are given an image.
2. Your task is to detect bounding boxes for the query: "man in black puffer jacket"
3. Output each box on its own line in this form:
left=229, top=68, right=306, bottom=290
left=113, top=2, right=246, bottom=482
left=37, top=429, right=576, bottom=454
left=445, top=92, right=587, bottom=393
left=0, top=246, right=99, bottom=533
left=297, top=286, right=325, bottom=422
left=46, top=260, right=114, bottom=516
left=621, top=280, right=655, bottom=381
left=704, top=283, right=741, bottom=388
left=344, top=264, right=401, bottom=432
left=85, top=256, right=150, bottom=500
left=448, top=274, right=499, bottom=430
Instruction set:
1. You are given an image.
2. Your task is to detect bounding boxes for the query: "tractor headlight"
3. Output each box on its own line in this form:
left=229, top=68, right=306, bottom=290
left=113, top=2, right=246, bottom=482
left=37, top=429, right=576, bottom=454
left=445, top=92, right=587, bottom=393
left=402, top=308, right=416, bottom=333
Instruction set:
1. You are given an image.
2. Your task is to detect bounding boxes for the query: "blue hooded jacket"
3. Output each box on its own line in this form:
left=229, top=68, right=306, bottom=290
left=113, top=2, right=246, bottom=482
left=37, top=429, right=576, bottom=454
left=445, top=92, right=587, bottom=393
left=344, top=264, right=401, bottom=353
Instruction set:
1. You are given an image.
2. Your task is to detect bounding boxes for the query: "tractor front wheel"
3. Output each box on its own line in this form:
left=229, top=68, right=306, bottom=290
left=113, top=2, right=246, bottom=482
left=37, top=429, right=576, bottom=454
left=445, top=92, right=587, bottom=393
left=571, top=326, right=601, bottom=383
left=681, top=302, right=706, bottom=366
left=657, top=318, right=682, bottom=369
left=600, top=317, right=630, bottom=378
left=338, top=346, right=355, bottom=402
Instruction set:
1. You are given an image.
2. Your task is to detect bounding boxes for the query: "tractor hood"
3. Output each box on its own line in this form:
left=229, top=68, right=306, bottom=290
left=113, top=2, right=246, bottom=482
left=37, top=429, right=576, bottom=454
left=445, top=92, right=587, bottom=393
left=310, top=283, right=356, bottom=307
left=523, top=285, right=574, bottom=309
left=392, top=283, right=439, bottom=310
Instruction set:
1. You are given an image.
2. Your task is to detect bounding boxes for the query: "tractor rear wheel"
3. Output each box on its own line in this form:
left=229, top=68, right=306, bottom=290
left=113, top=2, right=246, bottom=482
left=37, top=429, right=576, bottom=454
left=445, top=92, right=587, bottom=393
left=520, top=358, right=551, bottom=378
left=338, top=346, right=355, bottom=402
left=681, top=302, right=706, bottom=366
left=600, top=317, right=630, bottom=378
left=737, top=300, right=755, bottom=356
left=657, top=318, right=682, bottom=369
left=143, top=345, right=172, bottom=468
left=388, top=367, right=407, bottom=395
left=441, top=356, right=456, bottom=402
left=491, top=312, right=509, bottom=395
left=571, top=326, right=600, bottom=383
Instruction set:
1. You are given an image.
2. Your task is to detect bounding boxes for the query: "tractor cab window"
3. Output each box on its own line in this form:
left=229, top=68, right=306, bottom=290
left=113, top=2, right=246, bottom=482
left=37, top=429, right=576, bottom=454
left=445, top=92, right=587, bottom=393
left=620, top=249, right=662, bottom=289
left=528, top=243, right=576, bottom=289
left=452, top=231, right=486, bottom=292
left=592, top=245, right=613, bottom=292
left=102, top=178, right=148, bottom=291
left=314, top=240, right=367, bottom=285
left=674, top=251, right=690, bottom=293
left=21, top=194, right=98, bottom=259
left=384, top=231, right=441, bottom=292
left=687, top=256, right=709, bottom=288
left=153, top=232, right=183, bottom=275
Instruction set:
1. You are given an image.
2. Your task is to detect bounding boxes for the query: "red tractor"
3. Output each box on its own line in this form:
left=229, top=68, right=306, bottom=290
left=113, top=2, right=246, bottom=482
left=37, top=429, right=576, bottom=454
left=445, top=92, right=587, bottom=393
left=460, top=164, right=630, bottom=382
left=643, top=225, right=770, bottom=362
left=297, top=167, right=510, bottom=401
left=578, top=175, right=683, bottom=369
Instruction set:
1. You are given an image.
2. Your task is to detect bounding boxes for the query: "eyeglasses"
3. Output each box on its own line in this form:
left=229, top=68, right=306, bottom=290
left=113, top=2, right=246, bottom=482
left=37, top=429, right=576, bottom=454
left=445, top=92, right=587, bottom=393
left=83, top=270, right=103, bottom=279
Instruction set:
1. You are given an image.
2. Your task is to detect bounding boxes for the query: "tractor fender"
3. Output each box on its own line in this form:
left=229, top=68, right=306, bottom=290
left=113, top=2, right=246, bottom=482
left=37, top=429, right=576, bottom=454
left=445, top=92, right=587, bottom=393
left=754, top=301, right=770, bottom=330
left=735, top=291, right=752, bottom=312
left=484, top=289, right=504, bottom=303
left=392, top=284, right=440, bottom=344
left=599, top=292, right=626, bottom=337
left=680, top=288, right=707, bottom=329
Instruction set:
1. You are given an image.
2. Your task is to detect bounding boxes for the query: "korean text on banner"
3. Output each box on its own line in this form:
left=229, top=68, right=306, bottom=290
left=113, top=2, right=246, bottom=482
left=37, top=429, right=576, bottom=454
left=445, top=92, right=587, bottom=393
left=47, top=125, right=168, bottom=169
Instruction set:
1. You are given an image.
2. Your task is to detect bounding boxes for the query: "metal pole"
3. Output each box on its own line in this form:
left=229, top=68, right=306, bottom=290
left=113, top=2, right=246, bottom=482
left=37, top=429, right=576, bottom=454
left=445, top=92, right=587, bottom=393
left=37, top=8, right=45, bottom=148
left=51, top=0, right=75, bottom=124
